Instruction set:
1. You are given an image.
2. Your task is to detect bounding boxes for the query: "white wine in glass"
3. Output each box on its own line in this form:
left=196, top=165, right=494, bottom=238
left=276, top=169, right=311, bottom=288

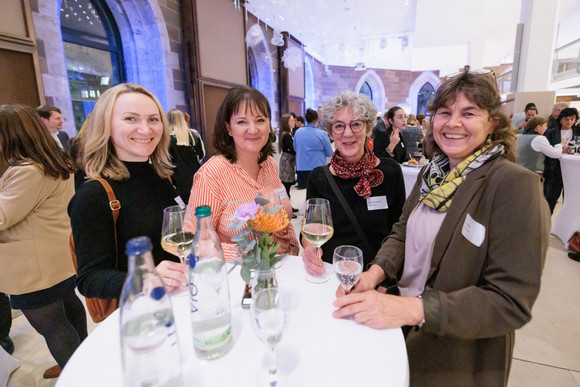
left=251, top=288, right=290, bottom=387
left=333, top=245, right=363, bottom=292
left=161, top=205, right=194, bottom=293
left=301, top=198, right=333, bottom=283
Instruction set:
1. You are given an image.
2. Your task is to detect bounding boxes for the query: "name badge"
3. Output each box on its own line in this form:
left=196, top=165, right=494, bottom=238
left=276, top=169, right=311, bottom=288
left=461, top=213, right=485, bottom=247
left=366, top=196, right=388, bottom=211
left=274, top=187, right=289, bottom=201
left=174, top=196, right=186, bottom=209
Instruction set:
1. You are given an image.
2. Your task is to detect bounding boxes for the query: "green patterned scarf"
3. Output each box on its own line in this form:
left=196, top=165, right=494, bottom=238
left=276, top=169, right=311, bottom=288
left=420, top=145, right=504, bottom=211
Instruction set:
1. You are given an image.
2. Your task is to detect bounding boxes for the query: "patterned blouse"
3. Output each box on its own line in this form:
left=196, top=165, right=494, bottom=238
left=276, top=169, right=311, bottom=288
left=184, top=154, right=299, bottom=261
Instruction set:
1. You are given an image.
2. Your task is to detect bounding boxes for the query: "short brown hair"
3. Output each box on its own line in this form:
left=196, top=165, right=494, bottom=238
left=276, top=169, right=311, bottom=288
left=424, top=69, right=516, bottom=161
left=36, top=104, right=62, bottom=120
left=0, top=104, right=74, bottom=179
left=213, top=85, right=273, bottom=164
left=524, top=116, right=547, bottom=134
left=83, top=83, right=172, bottom=180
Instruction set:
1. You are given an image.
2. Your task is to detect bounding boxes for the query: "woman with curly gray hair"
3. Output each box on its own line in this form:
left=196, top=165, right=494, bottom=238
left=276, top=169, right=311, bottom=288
left=302, top=90, right=406, bottom=279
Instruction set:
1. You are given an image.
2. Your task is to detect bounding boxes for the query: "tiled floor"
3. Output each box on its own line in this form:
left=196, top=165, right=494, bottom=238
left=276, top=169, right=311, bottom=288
left=4, top=186, right=579, bottom=386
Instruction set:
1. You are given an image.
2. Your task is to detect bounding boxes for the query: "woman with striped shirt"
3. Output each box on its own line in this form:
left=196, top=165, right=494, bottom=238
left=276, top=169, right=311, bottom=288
left=184, top=86, right=299, bottom=261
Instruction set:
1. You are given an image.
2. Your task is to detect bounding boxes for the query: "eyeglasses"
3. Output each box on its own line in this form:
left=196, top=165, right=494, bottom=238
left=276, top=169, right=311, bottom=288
left=444, top=65, right=497, bottom=81
left=331, top=120, right=365, bottom=134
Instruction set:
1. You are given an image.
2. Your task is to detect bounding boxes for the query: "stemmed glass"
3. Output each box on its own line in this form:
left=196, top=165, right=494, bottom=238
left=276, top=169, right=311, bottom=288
left=161, top=205, right=195, bottom=293
left=333, top=245, right=364, bottom=292
left=251, top=288, right=290, bottom=387
left=301, top=198, right=333, bottom=283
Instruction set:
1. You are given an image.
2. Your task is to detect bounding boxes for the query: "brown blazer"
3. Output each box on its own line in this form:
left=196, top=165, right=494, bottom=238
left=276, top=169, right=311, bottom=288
left=372, top=157, right=550, bottom=387
left=0, top=165, right=75, bottom=295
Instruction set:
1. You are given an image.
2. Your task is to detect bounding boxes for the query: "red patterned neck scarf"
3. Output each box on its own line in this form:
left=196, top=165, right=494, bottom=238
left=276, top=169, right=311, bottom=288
left=330, top=146, right=384, bottom=199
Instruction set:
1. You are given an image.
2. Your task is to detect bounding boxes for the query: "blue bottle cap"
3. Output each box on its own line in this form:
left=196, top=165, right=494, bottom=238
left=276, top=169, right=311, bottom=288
left=189, top=253, right=196, bottom=269
left=126, top=236, right=152, bottom=256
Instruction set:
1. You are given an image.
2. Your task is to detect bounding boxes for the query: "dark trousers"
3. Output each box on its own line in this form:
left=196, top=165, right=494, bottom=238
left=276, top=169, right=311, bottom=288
left=543, top=173, right=563, bottom=214
left=282, top=181, right=294, bottom=198
left=0, top=293, right=11, bottom=339
left=296, top=170, right=311, bottom=189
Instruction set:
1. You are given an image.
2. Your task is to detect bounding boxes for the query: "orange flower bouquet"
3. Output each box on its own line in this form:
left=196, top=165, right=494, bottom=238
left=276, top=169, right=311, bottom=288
left=227, top=194, right=289, bottom=283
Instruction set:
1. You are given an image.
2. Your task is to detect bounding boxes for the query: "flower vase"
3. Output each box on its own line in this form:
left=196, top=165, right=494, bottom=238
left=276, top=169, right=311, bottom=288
left=252, top=267, right=278, bottom=297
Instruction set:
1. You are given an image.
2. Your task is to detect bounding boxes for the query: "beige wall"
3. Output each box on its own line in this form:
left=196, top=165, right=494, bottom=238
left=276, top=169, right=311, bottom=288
left=287, top=40, right=304, bottom=99
left=196, top=0, right=247, bottom=85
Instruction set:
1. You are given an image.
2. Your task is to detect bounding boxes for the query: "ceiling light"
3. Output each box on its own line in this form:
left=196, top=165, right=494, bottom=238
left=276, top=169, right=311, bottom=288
left=271, top=30, right=284, bottom=46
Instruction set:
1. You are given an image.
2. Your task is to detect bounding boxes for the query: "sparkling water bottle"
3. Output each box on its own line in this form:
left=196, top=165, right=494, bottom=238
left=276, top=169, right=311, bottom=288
left=120, top=236, right=182, bottom=387
left=190, top=205, right=233, bottom=360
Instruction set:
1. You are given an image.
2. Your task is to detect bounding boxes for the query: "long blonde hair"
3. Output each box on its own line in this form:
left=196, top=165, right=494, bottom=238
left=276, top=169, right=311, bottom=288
left=83, top=83, right=173, bottom=180
left=167, top=109, right=194, bottom=146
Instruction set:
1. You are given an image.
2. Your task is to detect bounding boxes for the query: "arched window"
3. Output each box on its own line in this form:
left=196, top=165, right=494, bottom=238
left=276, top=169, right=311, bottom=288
left=417, top=82, right=435, bottom=116
left=359, top=81, right=373, bottom=100
left=248, top=48, right=259, bottom=89
left=60, top=0, right=124, bottom=132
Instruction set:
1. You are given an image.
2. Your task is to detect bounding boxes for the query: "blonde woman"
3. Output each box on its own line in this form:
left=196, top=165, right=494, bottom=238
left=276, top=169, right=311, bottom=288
left=69, top=83, right=186, bottom=299
left=167, top=109, right=205, bottom=203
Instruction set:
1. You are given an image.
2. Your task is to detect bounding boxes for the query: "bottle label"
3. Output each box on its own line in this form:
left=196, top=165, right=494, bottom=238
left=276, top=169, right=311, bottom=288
left=192, top=317, right=232, bottom=351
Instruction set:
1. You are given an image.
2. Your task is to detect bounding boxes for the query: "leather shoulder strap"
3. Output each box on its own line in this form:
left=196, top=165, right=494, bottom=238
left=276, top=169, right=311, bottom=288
left=94, top=178, right=120, bottom=268
left=322, top=165, right=374, bottom=255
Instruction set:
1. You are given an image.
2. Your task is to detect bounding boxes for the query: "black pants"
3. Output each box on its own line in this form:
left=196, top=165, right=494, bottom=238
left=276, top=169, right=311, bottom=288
left=282, top=181, right=294, bottom=199
left=543, top=172, right=563, bottom=214
left=0, top=293, right=11, bottom=339
left=296, top=170, right=311, bottom=189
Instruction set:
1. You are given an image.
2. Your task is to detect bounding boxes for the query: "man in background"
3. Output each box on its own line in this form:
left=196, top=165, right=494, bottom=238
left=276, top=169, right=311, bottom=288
left=294, top=108, right=333, bottom=189
left=36, top=105, right=69, bottom=152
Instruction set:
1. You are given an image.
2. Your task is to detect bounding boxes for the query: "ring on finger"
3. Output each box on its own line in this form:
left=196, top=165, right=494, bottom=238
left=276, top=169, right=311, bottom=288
left=168, top=278, right=173, bottom=287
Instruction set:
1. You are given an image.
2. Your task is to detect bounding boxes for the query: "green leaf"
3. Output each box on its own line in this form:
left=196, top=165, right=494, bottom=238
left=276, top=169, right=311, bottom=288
left=226, top=220, right=245, bottom=231
left=240, top=265, right=251, bottom=284
left=266, top=205, right=283, bottom=214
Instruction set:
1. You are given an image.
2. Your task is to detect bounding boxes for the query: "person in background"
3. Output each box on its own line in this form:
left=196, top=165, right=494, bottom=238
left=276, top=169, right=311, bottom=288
left=184, top=85, right=299, bottom=261
left=370, top=111, right=387, bottom=141
left=277, top=113, right=298, bottom=216
left=516, top=116, right=553, bottom=173
left=542, top=107, right=580, bottom=213
left=416, top=114, right=426, bottom=130
left=295, top=115, right=305, bottom=129
left=167, top=109, right=205, bottom=204
left=69, top=83, right=185, bottom=296
left=373, top=106, right=410, bottom=164
left=294, top=108, right=333, bottom=189
left=546, top=102, right=568, bottom=130
left=511, top=102, right=536, bottom=130
left=0, top=293, right=14, bottom=355
left=302, top=90, right=405, bottom=277
left=181, top=110, right=206, bottom=164
left=0, top=104, right=88, bottom=379
left=36, top=104, right=70, bottom=152
left=401, top=113, right=424, bottom=157
left=333, top=68, right=550, bottom=386
left=517, top=105, right=538, bottom=132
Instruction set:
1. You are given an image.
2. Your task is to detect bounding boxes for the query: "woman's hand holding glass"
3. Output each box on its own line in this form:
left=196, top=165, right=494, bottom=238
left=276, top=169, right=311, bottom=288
left=301, top=198, right=333, bottom=283
left=161, top=205, right=195, bottom=293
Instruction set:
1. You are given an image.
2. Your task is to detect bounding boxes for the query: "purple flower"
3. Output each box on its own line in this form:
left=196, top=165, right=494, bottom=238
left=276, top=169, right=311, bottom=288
left=236, top=201, right=261, bottom=222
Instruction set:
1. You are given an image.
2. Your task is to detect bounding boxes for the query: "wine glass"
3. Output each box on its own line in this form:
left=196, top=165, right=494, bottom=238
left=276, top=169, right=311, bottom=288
left=332, top=245, right=364, bottom=292
left=251, top=288, right=290, bottom=387
left=161, top=205, right=195, bottom=293
left=301, top=198, right=333, bottom=283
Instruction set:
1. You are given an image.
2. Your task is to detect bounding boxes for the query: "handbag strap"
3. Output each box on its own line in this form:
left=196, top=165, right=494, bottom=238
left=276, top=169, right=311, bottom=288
left=322, top=165, right=374, bottom=255
left=94, top=178, right=120, bottom=268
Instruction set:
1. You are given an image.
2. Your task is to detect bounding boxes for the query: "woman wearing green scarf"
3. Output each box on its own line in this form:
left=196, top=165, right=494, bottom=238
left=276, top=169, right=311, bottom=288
left=332, top=67, right=550, bottom=386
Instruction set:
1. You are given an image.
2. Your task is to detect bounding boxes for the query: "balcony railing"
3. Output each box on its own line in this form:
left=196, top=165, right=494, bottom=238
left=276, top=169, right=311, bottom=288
left=552, top=38, right=580, bottom=81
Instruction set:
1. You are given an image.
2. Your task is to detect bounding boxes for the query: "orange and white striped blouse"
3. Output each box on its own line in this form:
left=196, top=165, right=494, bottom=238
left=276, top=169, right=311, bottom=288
left=184, top=154, right=299, bottom=261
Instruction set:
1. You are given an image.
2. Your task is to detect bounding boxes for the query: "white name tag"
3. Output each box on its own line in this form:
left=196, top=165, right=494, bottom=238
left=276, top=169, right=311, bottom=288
left=274, top=187, right=289, bottom=201
left=461, top=213, right=485, bottom=247
left=366, top=196, right=388, bottom=211
left=174, top=196, right=186, bottom=209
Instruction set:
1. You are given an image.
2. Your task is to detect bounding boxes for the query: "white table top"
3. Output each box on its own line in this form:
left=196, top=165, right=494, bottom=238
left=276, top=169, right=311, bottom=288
left=401, top=163, right=422, bottom=197
left=551, top=154, right=580, bottom=248
left=57, top=257, right=409, bottom=387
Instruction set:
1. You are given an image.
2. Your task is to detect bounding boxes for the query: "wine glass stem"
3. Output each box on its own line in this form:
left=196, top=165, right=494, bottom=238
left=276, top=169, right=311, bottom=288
left=268, top=344, right=277, bottom=377
left=315, top=246, right=321, bottom=260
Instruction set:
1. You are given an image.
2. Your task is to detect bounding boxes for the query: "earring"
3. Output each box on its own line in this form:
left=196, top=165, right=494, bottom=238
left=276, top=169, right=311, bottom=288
left=486, top=134, right=492, bottom=144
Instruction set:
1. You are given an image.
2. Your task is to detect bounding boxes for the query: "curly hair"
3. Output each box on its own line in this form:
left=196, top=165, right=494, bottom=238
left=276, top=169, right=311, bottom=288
left=82, top=83, right=172, bottom=180
left=213, top=85, right=273, bottom=164
left=319, top=90, right=377, bottom=135
left=424, top=69, right=516, bottom=161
